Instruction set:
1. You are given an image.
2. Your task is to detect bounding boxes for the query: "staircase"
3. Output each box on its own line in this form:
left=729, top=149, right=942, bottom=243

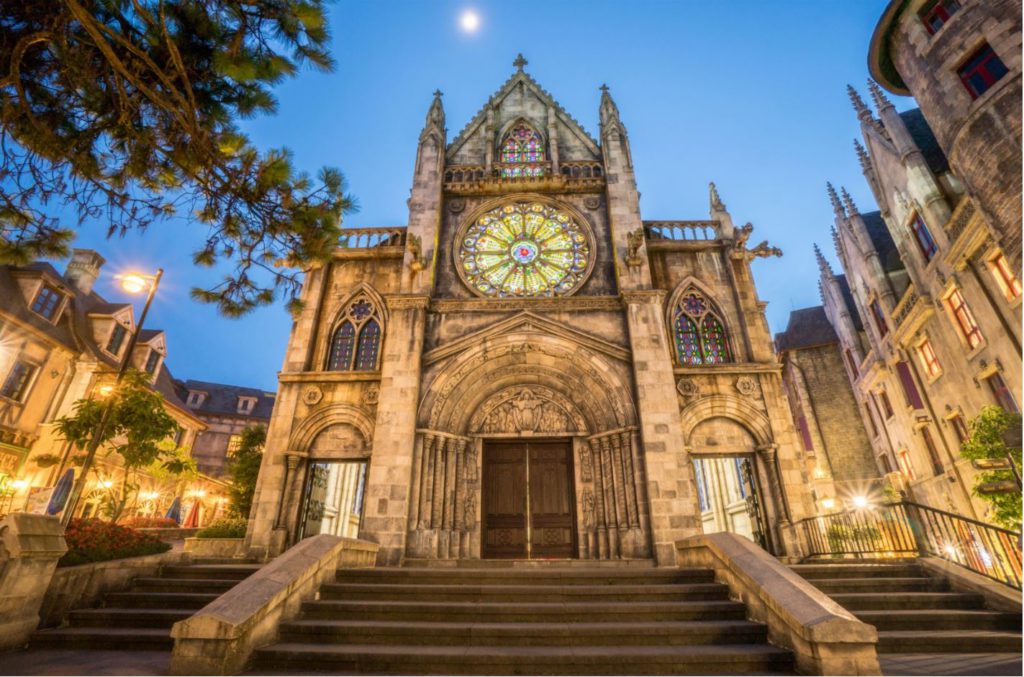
left=30, top=562, right=260, bottom=650
left=251, top=566, right=795, bottom=675
left=790, top=560, right=1022, bottom=655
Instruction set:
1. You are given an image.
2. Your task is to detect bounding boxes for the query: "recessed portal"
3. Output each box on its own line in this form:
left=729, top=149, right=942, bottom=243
left=482, top=440, right=576, bottom=559
left=298, top=460, right=367, bottom=540
left=693, top=456, right=768, bottom=549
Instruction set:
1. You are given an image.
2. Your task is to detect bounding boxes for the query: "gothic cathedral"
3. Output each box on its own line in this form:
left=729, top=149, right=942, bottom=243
left=245, top=58, right=816, bottom=566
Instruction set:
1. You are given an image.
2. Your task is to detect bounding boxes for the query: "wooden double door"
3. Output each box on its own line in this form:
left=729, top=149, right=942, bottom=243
left=482, top=440, right=576, bottom=559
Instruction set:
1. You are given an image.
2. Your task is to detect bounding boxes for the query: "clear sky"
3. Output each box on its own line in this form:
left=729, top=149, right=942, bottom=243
left=57, top=0, right=915, bottom=392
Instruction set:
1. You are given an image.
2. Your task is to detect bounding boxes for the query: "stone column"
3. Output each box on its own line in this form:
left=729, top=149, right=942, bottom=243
left=0, top=514, right=67, bottom=651
left=622, top=290, right=702, bottom=565
left=360, top=295, right=429, bottom=565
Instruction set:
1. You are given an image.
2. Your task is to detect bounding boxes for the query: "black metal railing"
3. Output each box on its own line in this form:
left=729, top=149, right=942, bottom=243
left=798, top=501, right=1022, bottom=589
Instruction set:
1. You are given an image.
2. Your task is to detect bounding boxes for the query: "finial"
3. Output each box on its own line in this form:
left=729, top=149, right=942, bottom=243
left=709, top=182, right=726, bottom=212
left=826, top=182, right=845, bottom=216
left=513, top=53, right=528, bottom=72
left=853, top=139, right=871, bottom=172
left=867, top=79, right=892, bottom=111
left=831, top=226, right=843, bottom=259
left=840, top=187, right=859, bottom=216
left=599, top=83, right=609, bottom=93
left=846, top=84, right=872, bottom=122
left=814, top=243, right=834, bottom=277
left=432, top=89, right=443, bottom=99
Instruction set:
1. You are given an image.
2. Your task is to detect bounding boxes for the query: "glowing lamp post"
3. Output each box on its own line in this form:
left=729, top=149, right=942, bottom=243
left=61, top=269, right=163, bottom=525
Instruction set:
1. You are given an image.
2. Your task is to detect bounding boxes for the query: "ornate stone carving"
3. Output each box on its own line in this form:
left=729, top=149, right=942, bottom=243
left=385, top=294, right=431, bottom=310
left=463, top=492, right=476, bottom=530
left=362, top=383, right=380, bottom=405
left=478, top=387, right=576, bottom=434
left=581, top=487, right=595, bottom=529
left=579, top=442, right=593, bottom=483
left=676, top=378, right=701, bottom=399
left=302, top=386, right=323, bottom=406
left=583, top=196, right=602, bottom=210
left=407, top=233, right=425, bottom=272
left=735, top=376, right=759, bottom=397
left=624, top=228, right=645, bottom=268
left=430, top=296, right=621, bottom=313
left=448, top=198, right=466, bottom=213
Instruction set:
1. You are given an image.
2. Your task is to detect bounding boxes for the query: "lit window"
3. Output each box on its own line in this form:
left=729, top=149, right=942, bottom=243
left=910, top=214, right=938, bottom=261
left=106, top=324, right=127, bottom=355
left=958, top=44, right=1009, bottom=99
left=895, top=361, right=924, bottom=410
left=944, top=288, right=983, bottom=349
left=227, top=435, right=242, bottom=454
left=328, top=297, right=383, bottom=371
left=985, top=372, right=1020, bottom=414
left=0, top=360, right=37, bottom=402
left=949, top=413, right=969, bottom=444
left=870, top=299, right=888, bottom=337
left=499, top=123, right=545, bottom=177
left=920, top=0, right=960, bottom=35
left=30, top=284, right=63, bottom=321
left=672, top=290, right=733, bottom=365
left=920, top=427, right=944, bottom=475
left=989, top=253, right=1021, bottom=301
left=897, top=449, right=916, bottom=480
left=915, top=339, right=942, bottom=379
left=144, top=350, right=161, bottom=375
left=693, top=459, right=710, bottom=512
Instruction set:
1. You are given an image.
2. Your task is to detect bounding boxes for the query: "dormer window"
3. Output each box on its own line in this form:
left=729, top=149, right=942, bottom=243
left=144, top=350, right=162, bottom=375
left=237, top=396, right=257, bottom=414
left=499, top=123, right=545, bottom=177
left=106, top=323, right=128, bottom=355
left=187, top=391, right=207, bottom=408
left=31, top=284, right=63, bottom=321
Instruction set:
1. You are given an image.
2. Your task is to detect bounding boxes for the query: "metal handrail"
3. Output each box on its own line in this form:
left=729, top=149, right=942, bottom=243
left=797, top=500, right=1022, bottom=588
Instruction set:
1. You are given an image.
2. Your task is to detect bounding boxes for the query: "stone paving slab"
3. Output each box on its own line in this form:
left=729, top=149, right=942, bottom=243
left=0, top=650, right=169, bottom=676
left=881, top=653, right=1023, bottom=676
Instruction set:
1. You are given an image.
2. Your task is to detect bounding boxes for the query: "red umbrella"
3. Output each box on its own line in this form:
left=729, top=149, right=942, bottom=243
left=182, top=499, right=202, bottom=528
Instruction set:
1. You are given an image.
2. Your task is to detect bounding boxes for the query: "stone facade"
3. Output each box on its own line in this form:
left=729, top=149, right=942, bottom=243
left=869, top=0, right=1022, bottom=270
left=817, top=87, right=1022, bottom=521
left=246, top=59, right=815, bottom=565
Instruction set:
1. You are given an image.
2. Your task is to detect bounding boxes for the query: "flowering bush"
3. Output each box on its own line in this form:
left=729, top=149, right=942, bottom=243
left=195, top=517, right=247, bottom=539
left=120, top=516, right=178, bottom=529
left=60, top=518, right=170, bottom=567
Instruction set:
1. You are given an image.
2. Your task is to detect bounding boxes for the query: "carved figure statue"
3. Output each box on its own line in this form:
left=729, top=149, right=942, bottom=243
left=407, top=233, right=424, bottom=272
left=624, top=228, right=644, bottom=268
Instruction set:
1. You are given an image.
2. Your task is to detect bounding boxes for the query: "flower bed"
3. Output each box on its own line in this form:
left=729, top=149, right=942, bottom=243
left=59, top=518, right=170, bottom=567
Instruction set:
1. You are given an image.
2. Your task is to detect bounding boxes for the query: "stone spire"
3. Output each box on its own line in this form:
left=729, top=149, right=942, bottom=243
left=853, top=139, right=871, bottom=174
left=826, top=182, right=846, bottom=217
left=419, top=89, right=445, bottom=144
left=708, top=181, right=734, bottom=237
left=846, top=84, right=873, bottom=123
left=709, top=181, right=726, bottom=212
left=840, top=187, right=859, bottom=216
left=599, top=83, right=620, bottom=124
left=867, top=79, right=893, bottom=113
left=814, top=243, right=834, bottom=279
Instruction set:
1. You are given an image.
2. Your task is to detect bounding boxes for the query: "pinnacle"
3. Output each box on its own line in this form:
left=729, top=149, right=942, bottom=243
left=840, top=187, right=859, bottom=216
left=853, top=139, right=871, bottom=170
left=813, top=244, right=833, bottom=277
left=846, top=84, right=872, bottom=121
left=826, top=182, right=845, bottom=215
left=709, top=182, right=726, bottom=211
left=867, top=79, right=892, bottom=111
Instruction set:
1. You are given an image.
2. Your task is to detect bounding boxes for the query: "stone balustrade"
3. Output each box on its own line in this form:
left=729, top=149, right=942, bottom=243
left=643, top=220, right=719, bottom=241
left=944, top=198, right=976, bottom=245
left=337, top=227, right=406, bottom=250
left=559, top=161, right=604, bottom=179
left=891, top=286, right=919, bottom=329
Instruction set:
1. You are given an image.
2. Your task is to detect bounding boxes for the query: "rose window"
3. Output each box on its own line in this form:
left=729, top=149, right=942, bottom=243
left=457, top=202, right=592, bottom=297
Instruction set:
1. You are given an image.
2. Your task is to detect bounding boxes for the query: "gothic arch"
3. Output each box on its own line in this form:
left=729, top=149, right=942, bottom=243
left=327, top=284, right=388, bottom=335
left=288, top=403, right=376, bottom=453
left=495, top=117, right=547, bottom=153
left=324, top=284, right=387, bottom=372
left=678, top=395, right=773, bottom=449
left=665, top=277, right=738, bottom=365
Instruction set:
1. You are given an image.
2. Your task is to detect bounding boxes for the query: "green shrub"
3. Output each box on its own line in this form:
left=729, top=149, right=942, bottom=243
left=195, top=517, right=247, bottom=539
left=59, top=518, right=170, bottom=567
left=120, top=516, right=178, bottom=529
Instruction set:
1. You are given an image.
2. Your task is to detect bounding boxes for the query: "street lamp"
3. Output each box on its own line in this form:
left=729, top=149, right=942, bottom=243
left=61, top=269, right=163, bottom=525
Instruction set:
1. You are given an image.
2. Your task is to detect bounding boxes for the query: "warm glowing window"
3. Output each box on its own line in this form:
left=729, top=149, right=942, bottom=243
left=920, top=427, right=944, bottom=475
left=920, top=0, right=960, bottom=35
left=897, top=449, right=916, bottom=481
left=910, top=214, right=938, bottom=261
left=989, top=253, right=1021, bottom=301
left=227, top=434, right=242, bottom=455
left=672, top=290, right=733, bottom=366
left=944, top=288, right=983, bottom=349
left=958, top=44, right=1009, bottom=99
left=915, top=339, right=942, bottom=378
left=328, top=298, right=382, bottom=372
left=499, top=124, right=545, bottom=177
left=869, top=299, right=888, bottom=337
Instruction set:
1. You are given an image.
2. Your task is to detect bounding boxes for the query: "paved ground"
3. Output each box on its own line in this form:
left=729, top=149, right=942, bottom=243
left=0, top=650, right=169, bottom=676
left=881, top=653, right=1024, bottom=676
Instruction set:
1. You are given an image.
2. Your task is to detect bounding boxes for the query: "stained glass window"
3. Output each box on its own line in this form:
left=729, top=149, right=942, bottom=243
left=500, top=124, right=545, bottom=177
left=671, top=289, right=733, bottom=365
left=328, top=297, right=383, bottom=371
left=458, top=202, right=591, bottom=298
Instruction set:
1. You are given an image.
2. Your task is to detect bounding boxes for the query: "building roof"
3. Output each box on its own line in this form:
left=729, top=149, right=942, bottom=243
left=861, top=210, right=905, bottom=274
left=178, top=379, right=276, bottom=420
left=868, top=0, right=912, bottom=95
left=834, top=274, right=864, bottom=332
left=899, top=108, right=950, bottom=176
left=775, top=306, right=838, bottom=352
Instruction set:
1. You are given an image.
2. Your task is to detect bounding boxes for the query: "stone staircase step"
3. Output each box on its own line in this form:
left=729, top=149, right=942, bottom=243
left=102, top=591, right=220, bottom=609
left=828, top=591, right=985, bottom=611
left=336, top=567, right=712, bottom=586
left=857, top=609, right=1022, bottom=632
left=877, top=630, right=1023, bottom=654
left=252, top=642, right=795, bottom=675
left=788, top=563, right=926, bottom=579
left=299, top=599, right=749, bottom=623
left=66, top=607, right=194, bottom=628
left=400, top=558, right=658, bottom=569
left=318, top=582, right=730, bottom=603
left=277, top=619, right=768, bottom=646
left=809, top=576, right=946, bottom=593
left=159, top=564, right=261, bottom=580
left=29, top=627, right=172, bottom=651
left=129, top=576, right=241, bottom=593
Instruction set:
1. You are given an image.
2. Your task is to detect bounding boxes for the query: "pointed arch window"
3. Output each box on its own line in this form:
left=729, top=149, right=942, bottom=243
left=499, top=123, right=545, bottom=178
left=672, top=290, right=733, bottom=365
left=328, top=297, right=383, bottom=371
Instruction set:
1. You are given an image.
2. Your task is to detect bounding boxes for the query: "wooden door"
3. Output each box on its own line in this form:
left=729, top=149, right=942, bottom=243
left=529, top=442, right=576, bottom=558
left=482, top=443, right=528, bottom=558
left=482, top=440, right=575, bottom=559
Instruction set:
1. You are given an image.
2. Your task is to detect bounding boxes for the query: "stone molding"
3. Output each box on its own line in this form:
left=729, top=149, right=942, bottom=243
left=384, top=294, right=431, bottom=310
left=279, top=371, right=381, bottom=384
left=673, top=362, right=782, bottom=376
left=620, top=289, right=667, bottom=305
left=430, top=295, right=621, bottom=313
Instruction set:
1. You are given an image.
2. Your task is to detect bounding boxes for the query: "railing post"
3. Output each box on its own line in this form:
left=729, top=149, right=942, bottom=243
left=902, top=502, right=930, bottom=558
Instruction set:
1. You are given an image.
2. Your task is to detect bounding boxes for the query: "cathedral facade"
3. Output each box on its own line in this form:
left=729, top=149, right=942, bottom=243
left=245, top=60, right=815, bottom=566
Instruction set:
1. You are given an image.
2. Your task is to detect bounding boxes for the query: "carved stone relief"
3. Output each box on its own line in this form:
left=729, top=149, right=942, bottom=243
left=676, top=378, right=701, bottom=399
left=362, top=383, right=380, bottom=405
left=735, top=376, right=759, bottom=397
left=302, top=386, right=323, bottom=406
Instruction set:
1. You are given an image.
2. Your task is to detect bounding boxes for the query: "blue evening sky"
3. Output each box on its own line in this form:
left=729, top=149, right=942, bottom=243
left=58, top=0, right=914, bottom=392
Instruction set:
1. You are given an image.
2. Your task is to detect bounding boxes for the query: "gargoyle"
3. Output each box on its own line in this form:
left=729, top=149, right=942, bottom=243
left=734, top=222, right=754, bottom=250
left=624, top=228, right=645, bottom=268
left=407, top=233, right=425, bottom=272
left=749, top=240, right=783, bottom=259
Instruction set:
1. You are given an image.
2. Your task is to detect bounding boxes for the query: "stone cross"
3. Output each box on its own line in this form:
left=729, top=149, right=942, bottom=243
left=513, top=53, right=528, bottom=72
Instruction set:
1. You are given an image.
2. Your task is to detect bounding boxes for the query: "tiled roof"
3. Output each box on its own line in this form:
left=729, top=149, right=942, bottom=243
left=899, top=108, right=950, bottom=176
left=861, top=210, right=905, bottom=274
left=179, top=379, right=276, bottom=420
left=775, top=306, right=838, bottom=352
left=834, top=274, right=864, bottom=332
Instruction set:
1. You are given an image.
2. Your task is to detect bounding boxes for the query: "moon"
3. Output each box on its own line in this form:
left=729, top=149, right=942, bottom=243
left=460, top=10, right=480, bottom=33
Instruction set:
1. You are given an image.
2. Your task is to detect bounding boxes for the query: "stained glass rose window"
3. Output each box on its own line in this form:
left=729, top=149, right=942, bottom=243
left=458, top=202, right=591, bottom=297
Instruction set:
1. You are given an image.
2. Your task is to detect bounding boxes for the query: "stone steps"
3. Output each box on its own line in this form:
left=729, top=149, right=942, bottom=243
left=128, top=576, right=242, bottom=593
left=159, top=564, right=262, bottom=580
left=27, top=627, right=173, bottom=651
left=253, top=642, right=795, bottom=675
left=790, top=560, right=1023, bottom=657
left=250, top=566, right=795, bottom=675
left=102, top=591, right=221, bottom=609
left=67, top=607, right=195, bottom=628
